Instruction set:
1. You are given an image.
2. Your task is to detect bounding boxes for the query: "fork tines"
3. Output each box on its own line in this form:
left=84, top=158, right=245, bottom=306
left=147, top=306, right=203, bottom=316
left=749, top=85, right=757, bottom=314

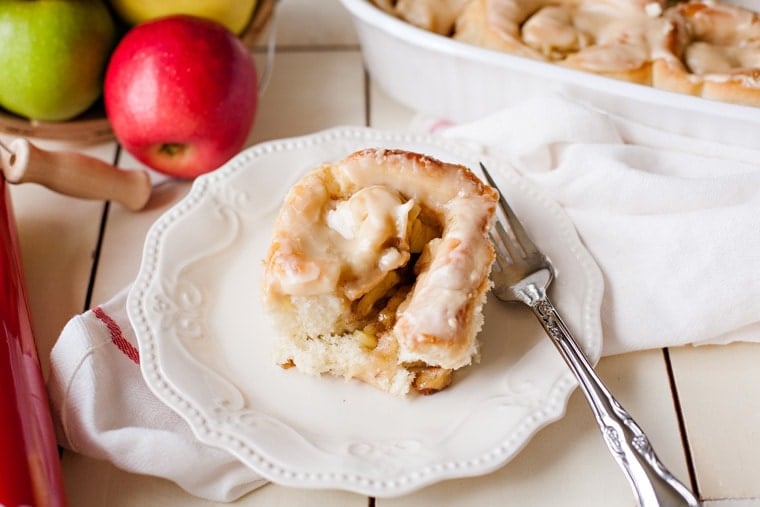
left=479, top=163, right=541, bottom=263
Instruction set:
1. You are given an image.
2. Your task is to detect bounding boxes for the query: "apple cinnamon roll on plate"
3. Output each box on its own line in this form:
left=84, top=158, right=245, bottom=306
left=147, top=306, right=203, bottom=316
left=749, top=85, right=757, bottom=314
left=262, top=148, right=498, bottom=396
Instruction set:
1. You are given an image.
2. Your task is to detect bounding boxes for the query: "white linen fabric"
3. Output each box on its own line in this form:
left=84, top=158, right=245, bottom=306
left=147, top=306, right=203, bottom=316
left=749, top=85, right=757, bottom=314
left=47, top=287, right=267, bottom=502
left=440, top=95, right=760, bottom=356
left=47, top=95, right=760, bottom=500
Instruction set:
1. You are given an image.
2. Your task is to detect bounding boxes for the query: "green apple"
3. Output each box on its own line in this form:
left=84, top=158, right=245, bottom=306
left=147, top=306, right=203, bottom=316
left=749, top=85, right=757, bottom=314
left=0, top=0, right=116, bottom=122
left=109, top=0, right=258, bottom=35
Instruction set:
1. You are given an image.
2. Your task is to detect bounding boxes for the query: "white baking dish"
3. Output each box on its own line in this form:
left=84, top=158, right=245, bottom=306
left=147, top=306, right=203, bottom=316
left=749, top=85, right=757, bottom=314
left=339, top=0, right=760, bottom=149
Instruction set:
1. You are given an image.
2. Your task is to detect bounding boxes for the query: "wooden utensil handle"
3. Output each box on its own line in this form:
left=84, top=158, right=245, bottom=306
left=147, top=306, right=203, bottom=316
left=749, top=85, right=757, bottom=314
left=2, top=139, right=152, bottom=211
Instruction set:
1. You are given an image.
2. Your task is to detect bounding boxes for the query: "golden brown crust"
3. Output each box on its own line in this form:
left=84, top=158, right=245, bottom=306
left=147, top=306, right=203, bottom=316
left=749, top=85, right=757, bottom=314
left=262, top=149, right=498, bottom=396
left=651, top=58, right=704, bottom=96
left=454, top=0, right=547, bottom=59
left=560, top=49, right=654, bottom=86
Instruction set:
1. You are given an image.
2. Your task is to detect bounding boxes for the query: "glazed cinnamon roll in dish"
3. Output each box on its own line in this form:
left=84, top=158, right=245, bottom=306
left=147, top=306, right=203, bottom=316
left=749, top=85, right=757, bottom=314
left=262, top=149, right=498, bottom=396
left=454, top=0, right=670, bottom=84
left=653, top=1, right=760, bottom=106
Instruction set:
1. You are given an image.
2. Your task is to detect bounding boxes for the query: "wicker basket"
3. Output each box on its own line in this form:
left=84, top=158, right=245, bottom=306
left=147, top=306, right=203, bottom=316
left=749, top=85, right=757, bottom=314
left=0, top=0, right=277, bottom=143
left=241, top=0, right=278, bottom=49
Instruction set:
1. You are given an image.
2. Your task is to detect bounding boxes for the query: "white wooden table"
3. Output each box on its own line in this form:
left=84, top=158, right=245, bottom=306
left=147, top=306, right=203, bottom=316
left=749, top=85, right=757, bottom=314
left=8, top=0, right=760, bottom=505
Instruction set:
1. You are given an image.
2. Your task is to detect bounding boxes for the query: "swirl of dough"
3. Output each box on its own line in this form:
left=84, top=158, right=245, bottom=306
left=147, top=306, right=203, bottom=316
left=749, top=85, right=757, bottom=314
left=652, top=1, right=760, bottom=106
left=370, top=0, right=471, bottom=35
left=263, top=149, right=498, bottom=396
left=453, top=0, right=670, bottom=84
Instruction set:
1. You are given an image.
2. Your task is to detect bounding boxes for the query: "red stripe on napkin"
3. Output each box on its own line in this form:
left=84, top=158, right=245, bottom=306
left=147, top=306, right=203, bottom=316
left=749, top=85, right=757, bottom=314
left=93, top=306, right=140, bottom=364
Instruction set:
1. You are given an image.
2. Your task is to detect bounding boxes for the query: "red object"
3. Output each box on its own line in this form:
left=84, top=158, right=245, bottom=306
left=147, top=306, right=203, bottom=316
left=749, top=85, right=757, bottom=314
left=0, top=177, right=67, bottom=506
left=104, top=15, right=258, bottom=179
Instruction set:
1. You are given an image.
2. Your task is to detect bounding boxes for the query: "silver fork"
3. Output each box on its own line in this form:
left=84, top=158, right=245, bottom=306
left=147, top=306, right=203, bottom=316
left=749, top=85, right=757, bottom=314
left=480, top=163, right=701, bottom=507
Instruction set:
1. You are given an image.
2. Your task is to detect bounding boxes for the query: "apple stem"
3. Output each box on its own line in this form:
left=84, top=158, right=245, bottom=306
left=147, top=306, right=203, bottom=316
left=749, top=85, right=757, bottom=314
left=158, top=143, right=187, bottom=157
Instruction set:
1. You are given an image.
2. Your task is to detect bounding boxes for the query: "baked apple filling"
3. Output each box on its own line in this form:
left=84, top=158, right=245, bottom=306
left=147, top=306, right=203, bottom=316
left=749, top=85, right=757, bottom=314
left=262, top=148, right=497, bottom=396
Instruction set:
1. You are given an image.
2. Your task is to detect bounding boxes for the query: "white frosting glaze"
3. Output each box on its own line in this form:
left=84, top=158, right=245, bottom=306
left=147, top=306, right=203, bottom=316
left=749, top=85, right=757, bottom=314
left=264, top=149, right=497, bottom=370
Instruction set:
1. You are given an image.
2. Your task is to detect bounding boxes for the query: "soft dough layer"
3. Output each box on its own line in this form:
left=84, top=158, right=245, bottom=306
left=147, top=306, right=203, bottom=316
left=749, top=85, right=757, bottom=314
left=262, top=149, right=498, bottom=396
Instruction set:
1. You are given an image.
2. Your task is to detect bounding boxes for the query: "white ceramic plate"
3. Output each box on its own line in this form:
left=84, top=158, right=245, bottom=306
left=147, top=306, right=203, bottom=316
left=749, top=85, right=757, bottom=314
left=127, top=127, right=604, bottom=497
left=338, top=0, right=760, bottom=151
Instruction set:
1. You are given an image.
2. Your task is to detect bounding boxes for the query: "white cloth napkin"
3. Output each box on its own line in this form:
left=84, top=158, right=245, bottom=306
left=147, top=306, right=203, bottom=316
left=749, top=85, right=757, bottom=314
left=439, top=94, right=760, bottom=355
left=47, top=94, right=760, bottom=500
left=47, top=287, right=267, bottom=502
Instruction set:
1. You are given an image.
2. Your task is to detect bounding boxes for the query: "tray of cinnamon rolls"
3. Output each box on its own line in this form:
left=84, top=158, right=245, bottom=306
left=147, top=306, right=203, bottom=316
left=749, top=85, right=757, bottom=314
left=339, top=0, right=760, bottom=149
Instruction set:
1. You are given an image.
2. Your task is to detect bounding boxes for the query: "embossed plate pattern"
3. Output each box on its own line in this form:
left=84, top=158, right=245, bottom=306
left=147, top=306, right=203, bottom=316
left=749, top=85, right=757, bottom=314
left=127, top=126, right=604, bottom=497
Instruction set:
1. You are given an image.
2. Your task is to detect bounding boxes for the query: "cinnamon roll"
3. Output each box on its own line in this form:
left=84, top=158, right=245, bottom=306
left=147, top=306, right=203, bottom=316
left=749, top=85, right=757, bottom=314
left=653, top=0, right=760, bottom=106
left=262, top=149, right=498, bottom=396
left=454, top=0, right=669, bottom=84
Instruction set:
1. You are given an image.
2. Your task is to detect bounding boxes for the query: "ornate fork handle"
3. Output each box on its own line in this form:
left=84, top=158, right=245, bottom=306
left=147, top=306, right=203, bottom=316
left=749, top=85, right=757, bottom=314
left=517, top=276, right=701, bottom=507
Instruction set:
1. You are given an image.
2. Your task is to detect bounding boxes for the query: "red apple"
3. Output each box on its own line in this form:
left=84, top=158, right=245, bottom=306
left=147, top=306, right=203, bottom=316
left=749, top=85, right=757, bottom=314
left=104, top=15, right=258, bottom=178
